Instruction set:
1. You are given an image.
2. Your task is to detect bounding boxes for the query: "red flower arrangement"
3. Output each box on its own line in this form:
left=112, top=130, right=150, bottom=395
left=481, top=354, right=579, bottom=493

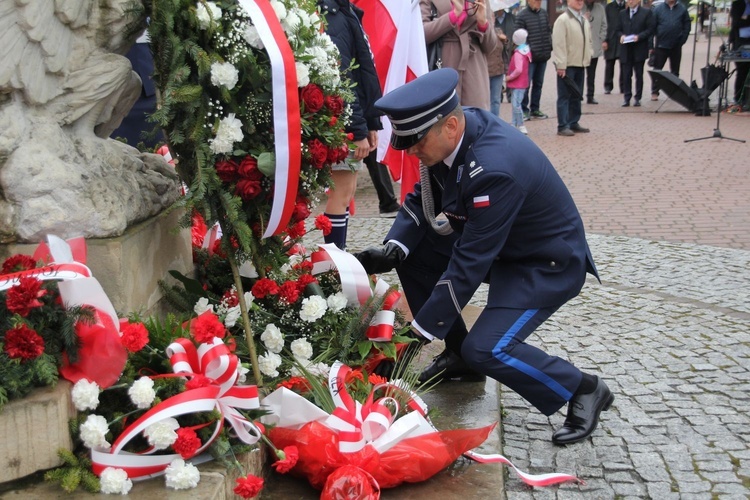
left=173, top=427, right=202, bottom=459
left=1, top=254, right=36, bottom=274
left=119, top=322, right=149, bottom=353
left=3, top=324, right=45, bottom=361
left=5, top=276, right=47, bottom=317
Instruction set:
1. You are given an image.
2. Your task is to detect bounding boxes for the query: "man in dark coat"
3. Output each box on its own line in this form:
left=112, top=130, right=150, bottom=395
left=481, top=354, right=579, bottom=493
left=604, top=0, right=627, bottom=94
left=515, top=0, right=553, bottom=119
left=649, top=0, right=691, bottom=100
left=729, top=0, right=750, bottom=107
left=356, top=68, right=613, bottom=446
left=616, top=0, right=653, bottom=106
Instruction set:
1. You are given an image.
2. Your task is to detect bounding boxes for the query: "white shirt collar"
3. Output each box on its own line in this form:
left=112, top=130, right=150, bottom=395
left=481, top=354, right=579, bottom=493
left=444, top=134, right=465, bottom=168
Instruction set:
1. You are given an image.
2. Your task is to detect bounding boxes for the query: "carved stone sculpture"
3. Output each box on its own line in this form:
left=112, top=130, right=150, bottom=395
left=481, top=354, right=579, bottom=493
left=0, top=0, right=181, bottom=243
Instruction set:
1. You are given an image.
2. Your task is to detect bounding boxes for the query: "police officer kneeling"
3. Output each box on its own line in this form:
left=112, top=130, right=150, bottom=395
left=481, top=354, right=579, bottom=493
left=355, top=68, right=613, bottom=445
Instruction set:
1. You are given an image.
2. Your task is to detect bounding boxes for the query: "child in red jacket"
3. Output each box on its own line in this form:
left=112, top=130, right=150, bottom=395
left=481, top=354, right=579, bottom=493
left=505, top=29, right=532, bottom=135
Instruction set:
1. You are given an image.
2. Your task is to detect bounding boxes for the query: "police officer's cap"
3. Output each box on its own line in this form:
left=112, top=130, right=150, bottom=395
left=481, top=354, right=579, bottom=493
left=375, top=68, right=460, bottom=151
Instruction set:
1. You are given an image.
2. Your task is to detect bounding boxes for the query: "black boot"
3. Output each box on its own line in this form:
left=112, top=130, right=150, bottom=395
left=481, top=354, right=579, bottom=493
left=418, top=349, right=485, bottom=384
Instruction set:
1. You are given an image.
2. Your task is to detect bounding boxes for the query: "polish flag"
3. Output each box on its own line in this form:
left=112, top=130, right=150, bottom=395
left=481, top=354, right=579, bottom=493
left=473, top=195, right=490, bottom=208
left=353, top=0, right=428, bottom=201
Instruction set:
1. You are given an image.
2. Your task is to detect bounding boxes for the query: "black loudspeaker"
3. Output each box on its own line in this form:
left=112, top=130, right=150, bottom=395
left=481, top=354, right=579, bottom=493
left=648, top=70, right=702, bottom=112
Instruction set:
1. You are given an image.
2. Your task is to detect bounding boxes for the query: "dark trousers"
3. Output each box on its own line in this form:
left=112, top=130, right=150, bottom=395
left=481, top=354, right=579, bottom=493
left=586, top=57, right=600, bottom=99
left=364, top=151, right=399, bottom=213
left=734, top=61, right=750, bottom=105
left=622, top=59, right=645, bottom=102
left=557, top=66, right=584, bottom=130
left=396, top=235, right=581, bottom=416
left=521, top=60, right=548, bottom=114
left=604, top=57, right=624, bottom=93
left=651, top=46, right=683, bottom=95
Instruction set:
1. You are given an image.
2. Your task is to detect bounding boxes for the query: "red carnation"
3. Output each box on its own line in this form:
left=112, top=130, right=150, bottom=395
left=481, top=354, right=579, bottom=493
left=215, top=159, right=240, bottom=183
left=120, top=322, right=149, bottom=352
left=173, top=427, right=202, bottom=459
left=314, top=214, right=332, bottom=236
left=307, top=139, right=328, bottom=169
left=185, top=374, right=213, bottom=390
left=190, top=310, right=226, bottom=343
left=295, top=273, right=317, bottom=292
left=250, top=278, right=279, bottom=299
left=277, top=281, right=301, bottom=304
left=222, top=289, right=239, bottom=308
left=234, top=475, right=264, bottom=499
left=1, top=254, right=37, bottom=274
left=324, top=95, right=345, bottom=116
left=292, top=199, right=311, bottom=222
left=4, top=324, right=44, bottom=361
left=238, top=156, right=263, bottom=180
left=292, top=260, right=314, bottom=272
left=286, top=220, right=307, bottom=239
left=271, top=446, right=299, bottom=474
left=300, top=84, right=324, bottom=113
left=5, top=276, right=47, bottom=317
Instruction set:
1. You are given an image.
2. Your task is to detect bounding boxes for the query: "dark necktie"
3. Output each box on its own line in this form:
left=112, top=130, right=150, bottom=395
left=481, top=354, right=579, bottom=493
left=630, top=9, right=635, bottom=18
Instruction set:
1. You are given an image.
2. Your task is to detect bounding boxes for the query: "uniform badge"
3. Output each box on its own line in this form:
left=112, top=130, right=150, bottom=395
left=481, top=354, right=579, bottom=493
left=473, top=195, right=490, bottom=208
left=469, top=160, right=476, bottom=168
left=457, top=165, right=463, bottom=182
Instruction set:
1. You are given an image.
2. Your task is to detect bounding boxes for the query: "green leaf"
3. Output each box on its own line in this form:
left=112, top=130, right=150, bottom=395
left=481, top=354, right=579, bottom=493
left=356, top=340, right=373, bottom=360
left=380, top=342, right=398, bottom=361
left=257, top=152, right=275, bottom=177
left=168, top=270, right=207, bottom=297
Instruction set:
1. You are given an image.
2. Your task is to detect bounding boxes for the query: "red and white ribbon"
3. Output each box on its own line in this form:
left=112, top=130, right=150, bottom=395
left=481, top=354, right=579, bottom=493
left=464, top=450, right=583, bottom=487
left=0, top=235, right=91, bottom=291
left=238, top=0, right=301, bottom=239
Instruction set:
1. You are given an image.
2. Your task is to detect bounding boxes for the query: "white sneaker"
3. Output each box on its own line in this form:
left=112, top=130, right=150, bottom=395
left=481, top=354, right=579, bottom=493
left=518, top=125, right=528, bottom=135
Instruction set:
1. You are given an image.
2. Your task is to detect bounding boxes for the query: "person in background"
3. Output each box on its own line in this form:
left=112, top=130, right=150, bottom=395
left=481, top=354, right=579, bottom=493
left=319, top=0, right=382, bottom=250
left=515, top=0, right=553, bottom=120
left=649, top=0, right=691, bottom=101
left=616, top=0, right=653, bottom=107
left=729, top=0, right=750, bottom=108
left=506, top=29, right=531, bottom=134
left=583, top=0, right=608, bottom=104
left=364, top=151, right=401, bottom=218
left=421, top=0, right=497, bottom=110
left=488, top=7, right=516, bottom=117
left=604, top=0, right=628, bottom=94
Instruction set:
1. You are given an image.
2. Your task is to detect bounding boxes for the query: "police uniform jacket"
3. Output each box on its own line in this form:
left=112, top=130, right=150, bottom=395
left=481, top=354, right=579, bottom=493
left=385, top=108, right=599, bottom=339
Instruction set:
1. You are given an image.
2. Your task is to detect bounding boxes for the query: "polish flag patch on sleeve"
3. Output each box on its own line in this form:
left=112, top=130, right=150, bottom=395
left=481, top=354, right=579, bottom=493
left=473, top=195, right=490, bottom=208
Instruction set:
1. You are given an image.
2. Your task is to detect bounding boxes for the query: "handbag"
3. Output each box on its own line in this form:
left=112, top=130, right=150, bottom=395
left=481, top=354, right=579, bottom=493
left=426, top=3, right=443, bottom=71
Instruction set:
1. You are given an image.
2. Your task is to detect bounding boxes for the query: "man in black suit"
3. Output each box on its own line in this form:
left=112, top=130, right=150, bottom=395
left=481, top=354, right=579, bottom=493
left=616, top=0, right=653, bottom=106
left=729, top=0, right=750, bottom=108
left=604, top=0, right=627, bottom=94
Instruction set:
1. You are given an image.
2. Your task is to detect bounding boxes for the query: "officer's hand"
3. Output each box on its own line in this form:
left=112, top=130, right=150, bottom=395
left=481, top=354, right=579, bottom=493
left=353, top=242, right=405, bottom=275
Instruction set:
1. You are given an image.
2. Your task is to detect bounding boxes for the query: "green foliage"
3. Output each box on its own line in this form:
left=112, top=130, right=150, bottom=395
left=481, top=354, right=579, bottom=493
left=44, top=449, right=100, bottom=494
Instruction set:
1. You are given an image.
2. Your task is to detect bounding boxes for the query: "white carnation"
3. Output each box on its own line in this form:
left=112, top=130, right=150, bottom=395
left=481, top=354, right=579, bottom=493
left=260, top=323, right=284, bottom=353
left=224, top=305, right=241, bottom=328
left=71, top=379, right=100, bottom=411
left=80, top=414, right=111, bottom=450
left=258, top=352, right=282, bottom=377
left=128, top=377, right=156, bottom=409
left=296, top=62, right=310, bottom=87
left=270, top=0, right=287, bottom=20
left=237, top=364, right=250, bottom=384
left=243, top=291, right=255, bottom=307
left=291, top=360, right=330, bottom=378
left=282, top=10, right=301, bottom=32
left=326, top=292, right=348, bottom=313
left=299, top=295, right=327, bottom=322
left=209, top=114, right=244, bottom=154
left=193, top=297, right=214, bottom=315
left=242, top=25, right=264, bottom=49
left=210, top=62, right=239, bottom=90
left=100, top=467, right=132, bottom=495
left=296, top=8, right=311, bottom=28
left=144, top=418, right=179, bottom=450
left=196, top=1, right=222, bottom=29
left=165, top=459, right=201, bottom=490
left=290, top=338, right=313, bottom=360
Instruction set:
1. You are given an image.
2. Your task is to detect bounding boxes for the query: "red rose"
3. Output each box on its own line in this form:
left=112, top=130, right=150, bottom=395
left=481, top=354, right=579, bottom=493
left=215, top=159, right=240, bottom=183
left=314, top=214, right=332, bottom=236
left=292, top=199, right=311, bottom=222
left=300, top=84, right=324, bottom=113
left=234, top=475, right=264, bottom=499
left=185, top=374, right=212, bottom=390
left=190, top=310, right=226, bottom=343
left=5, top=277, right=47, bottom=317
left=277, top=281, right=301, bottom=304
left=238, top=156, right=263, bottom=180
left=328, top=116, right=338, bottom=126
left=251, top=278, right=279, bottom=299
left=236, top=178, right=262, bottom=200
left=336, top=145, right=349, bottom=163
left=271, top=446, right=299, bottom=474
left=286, top=220, right=306, bottom=239
left=3, top=324, right=44, bottom=361
left=346, top=132, right=354, bottom=141
left=120, top=322, right=149, bottom=352
left=173, top=427, right=202, bottom=459
left=1, top=254, right=37, bottom=274
left=307, top=139, right=328, bottom=169
left=324, top=95, right=345, bottom=116
left=326, top=146, right=340, bottom=165
left=295, top=273, right=317, bottom=292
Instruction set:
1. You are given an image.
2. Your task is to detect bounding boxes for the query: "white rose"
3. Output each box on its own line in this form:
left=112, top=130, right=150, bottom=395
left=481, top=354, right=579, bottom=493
left=210, top=61, right=239, bottom=90
left=100, top=467, right=132, bottom=495
left=80, top=414, right=111, bottom=450
left=260, top=323, right=284, bottom=353
left=242, top=25, right=264, bottom=49
left=299, top=295, right=327, bottom=322
left=258, top=352, right=282, bottom=377
left=296, top=62, right=310, bottom=87
left=210, top=114, right=244, bottom=154
left=165, top=459, right=201, bottom=490
left=290, top=338, right=313, bottom=360
left=326, top=292, right=348, bottom=313
left=144, top=418, right=179, bottom=450
left=71, top=379, right=100, bottom=411
left=128, top=377, right=156, bottom=409
left=224, top=305, right=241, bottom=328
left=193, top=297, right=214, bottom=315
left=196, top=1, right=222, bottom=29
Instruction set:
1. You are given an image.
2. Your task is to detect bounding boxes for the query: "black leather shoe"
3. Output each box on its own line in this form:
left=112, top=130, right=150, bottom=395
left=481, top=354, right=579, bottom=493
left=634, top=99, right=641, bottom=107
left=418, top=350, right=485, bottom=384
left=552, top=377, right=614, bottom=445
left=586, top=98, right=598, bottom=104
left=570, top=124, right=590, bottom=133
left=621, top=100, right=630, bottom=107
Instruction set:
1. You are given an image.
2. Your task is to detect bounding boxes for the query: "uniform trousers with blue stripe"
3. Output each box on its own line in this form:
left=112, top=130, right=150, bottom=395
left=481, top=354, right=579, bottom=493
left=397, top=235, right=583, bottom=416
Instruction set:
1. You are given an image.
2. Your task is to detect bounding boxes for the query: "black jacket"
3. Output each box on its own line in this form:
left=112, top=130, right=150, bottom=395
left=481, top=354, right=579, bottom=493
left=729, top=0, right=750, bottom=50
left=652, top=1, right=691, bottom=49
left=515, top=6, right=552, bottom=62
left=604, top=0, right=627, bottom=59
left=318, top=0, right=382, bottom=140
left=616, top=6, right=654, bottom=63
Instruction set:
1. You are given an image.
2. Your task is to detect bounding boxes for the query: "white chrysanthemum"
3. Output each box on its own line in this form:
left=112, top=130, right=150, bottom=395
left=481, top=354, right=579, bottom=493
left=296, top=62, right=310, bottom=87
left=224, top=305, right=241, bottom=328
left=196, top=1, right=222, bottom=29
left=80, top=414, right=111, bottom=450
left=237, top=364, right=250, bottom=384
left=100, top=467, right=132, bottom=495
left=242, top=25, right=264, bottom=49
left=260, top=323, right=284, bottom=354
left=194, top=297, right=214, bottom=315
left=71, top=379, right=100, bottom=411
left=326, top=292, right=348, bottom=313
left=299, top=295, right=327, bottom=322
left=209, top=114, right=244, bottom=154
left=128, top=377, right=156, bottom=409
left=270, top=0, right=287, bottom=21
left=210, top=61, right=239, bottom=90
left=144, top=418, right=179, bottom=450
left=165, top=459, right=201, bottom=490
left=290, top=338, right=313, bottom=360
left=258, top=352, right=282, bottom=377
